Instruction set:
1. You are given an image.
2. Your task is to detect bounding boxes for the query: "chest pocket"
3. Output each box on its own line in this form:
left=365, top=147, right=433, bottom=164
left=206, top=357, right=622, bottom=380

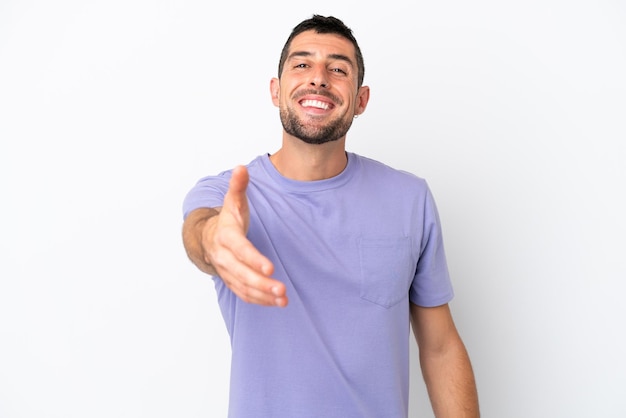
left=358, top=237, right=415, bottom=308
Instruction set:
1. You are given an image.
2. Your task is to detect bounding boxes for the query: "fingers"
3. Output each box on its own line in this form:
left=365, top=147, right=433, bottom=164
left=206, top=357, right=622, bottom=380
left=210, top=228, right=287, bottom=307
left=218, top=257, right=288, bottom=307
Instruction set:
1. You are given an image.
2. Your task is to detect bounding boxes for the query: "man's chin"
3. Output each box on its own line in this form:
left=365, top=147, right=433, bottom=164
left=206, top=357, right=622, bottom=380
left=296, top=136, right=337, bottom=145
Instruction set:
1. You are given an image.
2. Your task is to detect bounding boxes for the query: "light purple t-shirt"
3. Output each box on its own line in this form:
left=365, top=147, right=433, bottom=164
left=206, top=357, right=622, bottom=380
left=183, top=153, right=454, bottom=418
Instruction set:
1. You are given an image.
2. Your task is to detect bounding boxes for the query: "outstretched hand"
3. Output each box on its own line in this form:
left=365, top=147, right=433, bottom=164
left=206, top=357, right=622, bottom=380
left=202, top=165, right=288, bottom=307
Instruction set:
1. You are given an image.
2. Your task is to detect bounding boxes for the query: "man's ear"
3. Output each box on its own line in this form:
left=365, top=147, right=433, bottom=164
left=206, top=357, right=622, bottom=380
left=354, top=85, right=370, bottom=116
left=270, top=78, right=280, bottom=107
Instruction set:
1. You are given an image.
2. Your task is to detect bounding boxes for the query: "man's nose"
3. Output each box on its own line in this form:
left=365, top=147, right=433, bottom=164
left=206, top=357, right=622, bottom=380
left=309, top=68, right=329, bottom=89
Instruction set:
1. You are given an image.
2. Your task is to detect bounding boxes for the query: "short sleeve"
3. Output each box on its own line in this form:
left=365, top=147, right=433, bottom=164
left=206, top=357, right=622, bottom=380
left=409, top=185, right=454, bottom=307
left=182, top=171, right=232, bottom=220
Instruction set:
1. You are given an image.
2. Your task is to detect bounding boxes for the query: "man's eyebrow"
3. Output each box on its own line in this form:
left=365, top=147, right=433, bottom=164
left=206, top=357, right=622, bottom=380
left=328, top=53, right=354, bottom=67
left=287, top=51, right=355, bottom=67
left=287, top=50, right=313, bottom=60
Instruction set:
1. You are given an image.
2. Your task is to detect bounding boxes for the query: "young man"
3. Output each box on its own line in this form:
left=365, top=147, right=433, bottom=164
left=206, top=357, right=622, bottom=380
left=182, top=15, right=479, bottom=418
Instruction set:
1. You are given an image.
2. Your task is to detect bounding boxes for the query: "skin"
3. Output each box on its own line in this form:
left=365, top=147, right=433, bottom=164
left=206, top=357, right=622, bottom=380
left=181, top=29, right=479, bottom=417
left=412, top=303, right=480, bottom=417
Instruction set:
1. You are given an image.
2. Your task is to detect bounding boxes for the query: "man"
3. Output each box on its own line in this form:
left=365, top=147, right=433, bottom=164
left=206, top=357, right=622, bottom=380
left=182, top=15, right=479, bottom=418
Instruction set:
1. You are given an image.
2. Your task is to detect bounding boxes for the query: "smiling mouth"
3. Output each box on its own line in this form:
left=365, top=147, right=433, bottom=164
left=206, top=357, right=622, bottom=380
left=300, top=99, right=332, bottom=110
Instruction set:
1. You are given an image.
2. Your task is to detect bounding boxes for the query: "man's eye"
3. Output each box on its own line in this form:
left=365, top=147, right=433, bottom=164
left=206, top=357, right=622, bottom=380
left=331, top=68, right=347, bottom=75
left=295, top=63, right=308, bottom=68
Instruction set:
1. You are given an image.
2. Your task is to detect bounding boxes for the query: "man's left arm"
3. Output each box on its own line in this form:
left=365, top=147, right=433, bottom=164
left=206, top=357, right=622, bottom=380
left=410, top=303, right=480, bottom=417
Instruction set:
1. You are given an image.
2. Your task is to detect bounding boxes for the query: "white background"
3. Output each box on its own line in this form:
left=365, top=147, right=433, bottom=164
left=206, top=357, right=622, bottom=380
left=1, top=1, right=625, bottom=417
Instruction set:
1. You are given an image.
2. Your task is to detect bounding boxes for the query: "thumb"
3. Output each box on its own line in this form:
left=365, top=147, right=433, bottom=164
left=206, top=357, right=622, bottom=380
left=228, top=165, right=249, bottom=195
left=223, top=165, right=250, bottom=227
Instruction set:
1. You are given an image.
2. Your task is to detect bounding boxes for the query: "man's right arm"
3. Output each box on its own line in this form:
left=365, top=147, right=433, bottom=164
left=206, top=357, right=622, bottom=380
left=181, top=165, right=288, bottom=307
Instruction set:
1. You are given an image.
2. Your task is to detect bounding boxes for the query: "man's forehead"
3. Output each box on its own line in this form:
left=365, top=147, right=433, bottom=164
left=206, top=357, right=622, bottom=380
left=288, top=31, right=356, bottom=59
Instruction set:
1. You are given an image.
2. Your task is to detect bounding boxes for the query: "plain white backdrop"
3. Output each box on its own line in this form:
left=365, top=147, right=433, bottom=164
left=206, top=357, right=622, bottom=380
left=1, top=1, right=625, bottom=417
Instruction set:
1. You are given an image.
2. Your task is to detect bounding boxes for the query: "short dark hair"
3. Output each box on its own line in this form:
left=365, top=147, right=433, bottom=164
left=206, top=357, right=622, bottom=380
left=277, top=15, right=365, bottom=88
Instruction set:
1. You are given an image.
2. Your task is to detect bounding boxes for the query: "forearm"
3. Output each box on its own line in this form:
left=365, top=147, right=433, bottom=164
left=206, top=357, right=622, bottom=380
left=181, top=207, right=221, bottom=276
left=420, top=338, right=479, bottom=417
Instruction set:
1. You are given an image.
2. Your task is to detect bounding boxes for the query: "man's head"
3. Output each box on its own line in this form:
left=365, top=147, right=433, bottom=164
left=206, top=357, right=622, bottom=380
left=278, top=15, right=365, bottom=89
left=271, top=15, right=370, bottom=145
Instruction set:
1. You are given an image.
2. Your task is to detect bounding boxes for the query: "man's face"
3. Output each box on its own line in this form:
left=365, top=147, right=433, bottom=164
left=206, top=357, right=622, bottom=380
left=271, top=30, right=369, bottom=145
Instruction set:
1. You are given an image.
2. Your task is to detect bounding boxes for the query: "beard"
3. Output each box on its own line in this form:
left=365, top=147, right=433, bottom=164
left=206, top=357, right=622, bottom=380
left=279, top=104, right=354, bottom=145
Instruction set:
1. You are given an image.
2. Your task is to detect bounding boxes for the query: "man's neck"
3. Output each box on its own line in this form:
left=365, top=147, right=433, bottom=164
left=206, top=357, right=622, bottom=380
left=269, top=136, right=348, bottom=181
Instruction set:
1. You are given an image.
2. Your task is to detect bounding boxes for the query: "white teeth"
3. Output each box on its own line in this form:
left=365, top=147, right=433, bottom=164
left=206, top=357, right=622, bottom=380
left=301, top=99, right=329, bottom=110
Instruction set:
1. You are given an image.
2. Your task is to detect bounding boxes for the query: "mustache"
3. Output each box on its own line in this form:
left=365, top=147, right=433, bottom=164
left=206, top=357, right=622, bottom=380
left=293, top=89, right=342, bottom=105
